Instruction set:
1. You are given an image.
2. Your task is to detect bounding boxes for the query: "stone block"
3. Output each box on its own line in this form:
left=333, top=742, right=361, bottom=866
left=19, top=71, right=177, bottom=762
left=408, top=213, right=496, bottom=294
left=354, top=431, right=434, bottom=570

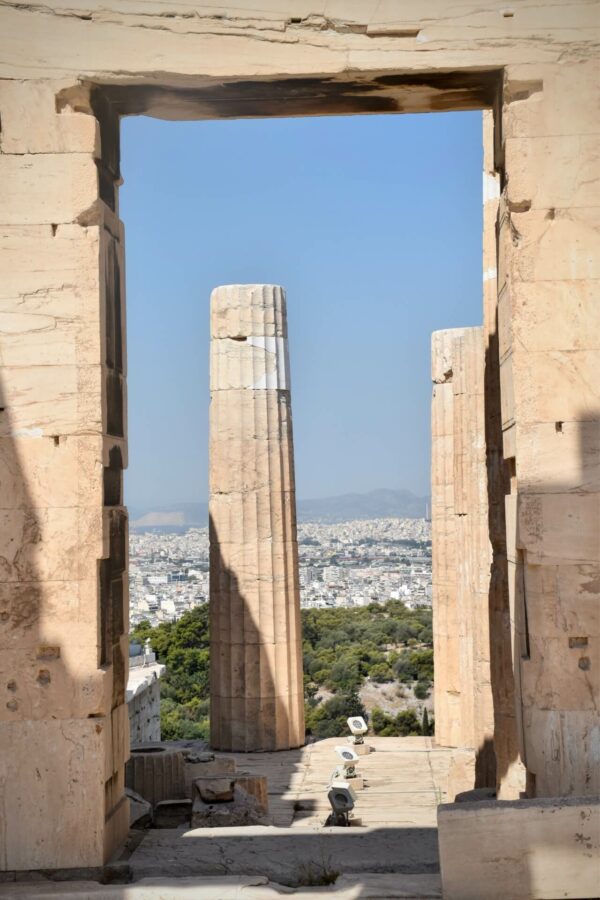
left=505, top=135, right=600, bottom=210
left=183, top=753, right=236, bottom=798
left=0, top=364, right=105, bottom=437
left=194, top=775, right=235, bottom=803
left=345, top=739, right=371, bottom=758
left=515, top=420, right=599, bottom=493
left=522, top=708, right=600, bottom=798
left=126, top=788, right=152, bottom=829
left=510, top=348, right=600, bottom=426
left=0, top=311, right=80, bottom=368
left=517, top=493, right=600, bottom=565
left=0, top=578, right=101, bottom=653
left=190, top=783, right=266, bottom=828
left=0, top=434, right=105, bottom=510
left=504, top=61, right=600, bottom=138
left=0, top=154, right=98, bottom=225
left=506, top=281, right=600, bottom=355
left=0, top=718, right=107, bottom=869
left=0, top=644, right=105, bottom=723
left=0, top=80, right=100, bottom=155
left=154, top=799, right=192, bottom=828
left=438, top=797, right=600, bottom=900
left=520, top=634, right=599, bottom=712
left=235, top=775, right=268, bottom=814
left=507, top=208, right=600, bottom=284
left=0, top=223, right=101, bottom=300
left=346, top=775, right=365, bottom=791
left=0, top=506, right=104, bottom=584
left=522, top=563, right=600, bottom=638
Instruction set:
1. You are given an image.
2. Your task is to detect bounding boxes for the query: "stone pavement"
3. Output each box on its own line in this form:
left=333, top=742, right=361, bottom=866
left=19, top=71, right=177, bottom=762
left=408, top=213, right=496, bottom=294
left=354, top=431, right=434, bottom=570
left=123, top=737, right=455, bottom=885
left=0, top=738, right=455, bottom=896
left=221, top=736, right=453, bottom=827
left=0, top=874, right=442, bottom=898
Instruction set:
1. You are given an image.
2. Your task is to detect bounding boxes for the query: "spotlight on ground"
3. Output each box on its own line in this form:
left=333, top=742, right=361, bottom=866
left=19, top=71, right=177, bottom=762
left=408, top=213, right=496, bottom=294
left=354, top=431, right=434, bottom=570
left=326, top=781, right=356, bottom=826
left=334, top=744, right=359, bottom=778
left=347, top=716, right=368, bottom=745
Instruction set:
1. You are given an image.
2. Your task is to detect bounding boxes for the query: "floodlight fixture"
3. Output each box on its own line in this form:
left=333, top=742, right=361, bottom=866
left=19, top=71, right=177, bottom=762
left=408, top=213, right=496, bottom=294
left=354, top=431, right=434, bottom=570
left=334, top=745, right=359, bottom=778
left=347, top=716, right=368, bottom=744
left=326, top=781, right=356, bottom=826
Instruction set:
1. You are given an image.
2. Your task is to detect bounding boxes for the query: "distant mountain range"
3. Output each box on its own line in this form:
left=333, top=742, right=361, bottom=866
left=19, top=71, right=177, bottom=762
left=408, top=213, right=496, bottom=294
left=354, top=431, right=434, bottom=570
left=129, top=489, right=428, bottom=530
left=297, top=488, right=428, bottom=523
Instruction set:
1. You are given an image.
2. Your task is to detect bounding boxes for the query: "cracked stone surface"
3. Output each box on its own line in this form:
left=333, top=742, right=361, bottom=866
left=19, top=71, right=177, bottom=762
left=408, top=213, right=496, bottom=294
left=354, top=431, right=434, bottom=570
left=0, top=873, right=443, bottom=898
left=124, top=737, right=462, bottom=883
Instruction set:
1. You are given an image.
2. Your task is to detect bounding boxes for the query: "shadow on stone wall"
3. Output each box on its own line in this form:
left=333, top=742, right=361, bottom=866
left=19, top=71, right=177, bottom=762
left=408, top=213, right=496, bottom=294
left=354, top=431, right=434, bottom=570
left=0, top=273, right=129, bottom=869
left=509, top=410, right=600, bottom=800
left=483, top=308, right=518, bottom=793
left=0, top=374, right=110, bottom=870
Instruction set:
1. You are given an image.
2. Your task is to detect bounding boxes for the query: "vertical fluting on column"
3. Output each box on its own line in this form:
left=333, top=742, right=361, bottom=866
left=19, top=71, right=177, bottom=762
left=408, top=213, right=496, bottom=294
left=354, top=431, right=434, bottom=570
left=432, top=326, right=495, bottom=786
left=209, top=285, right=305, bottom=752
left=432, top=328, right=467, bottom=748
left=453, top=327, right=495, bottom=786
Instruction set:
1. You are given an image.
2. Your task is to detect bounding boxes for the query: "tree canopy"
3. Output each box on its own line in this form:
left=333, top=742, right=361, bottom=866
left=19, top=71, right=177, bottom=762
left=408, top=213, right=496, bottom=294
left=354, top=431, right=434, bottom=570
left=133, top=599, right=433, bottom=741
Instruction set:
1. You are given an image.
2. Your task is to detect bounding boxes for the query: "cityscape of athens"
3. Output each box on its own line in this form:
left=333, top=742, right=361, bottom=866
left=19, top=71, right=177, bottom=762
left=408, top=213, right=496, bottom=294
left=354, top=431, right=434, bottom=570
left=0, top=2, right=598, bottom=899
left=130, top=516, right=432, bottom=627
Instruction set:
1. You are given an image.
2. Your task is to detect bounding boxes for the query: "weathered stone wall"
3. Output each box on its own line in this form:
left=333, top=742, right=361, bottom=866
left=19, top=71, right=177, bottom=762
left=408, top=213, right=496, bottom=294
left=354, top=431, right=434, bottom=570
left=498, top=61, right=600, bottom=799
left=127, top=663, right=165, bottom=744
left=209, top=285, right=304, bottom=751
left=0, top=0, right=598, bottom=871
left=0, top=82, right=129, bottom=869
left=438, top=797, right=600, bottom=900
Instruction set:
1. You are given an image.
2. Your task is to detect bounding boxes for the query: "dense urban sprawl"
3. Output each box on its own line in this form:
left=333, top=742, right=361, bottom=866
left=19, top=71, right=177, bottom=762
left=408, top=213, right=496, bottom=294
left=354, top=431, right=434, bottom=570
left=129, top=517, right=431, bottom=627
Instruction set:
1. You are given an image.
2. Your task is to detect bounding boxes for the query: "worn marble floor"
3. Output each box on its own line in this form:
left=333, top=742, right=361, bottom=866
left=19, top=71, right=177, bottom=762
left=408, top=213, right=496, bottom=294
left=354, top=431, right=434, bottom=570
left=124, top=737, right=456, bottom=884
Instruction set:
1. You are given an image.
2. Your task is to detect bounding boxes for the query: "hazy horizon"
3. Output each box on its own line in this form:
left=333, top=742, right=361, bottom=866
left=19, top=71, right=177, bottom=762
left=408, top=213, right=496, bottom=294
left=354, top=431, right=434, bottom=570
left=128, top=485, right=429, bottom=511
left=121, top=111, right=483, bottom=508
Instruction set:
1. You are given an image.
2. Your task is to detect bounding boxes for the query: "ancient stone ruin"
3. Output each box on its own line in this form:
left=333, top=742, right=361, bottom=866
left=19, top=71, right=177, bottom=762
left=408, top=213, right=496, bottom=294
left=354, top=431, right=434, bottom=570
left=209, top=285, right=305, bottom=751
left=0, top=1, right=598, bottom=895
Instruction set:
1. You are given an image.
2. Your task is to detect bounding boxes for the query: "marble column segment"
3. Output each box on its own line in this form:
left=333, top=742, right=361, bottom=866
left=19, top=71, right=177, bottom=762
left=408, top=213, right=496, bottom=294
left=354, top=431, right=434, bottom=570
left=209, top=284, right=305, bottom=752
left=431, top=328, right=467, bottom=749
left=431, top=326, right=495, bottom=783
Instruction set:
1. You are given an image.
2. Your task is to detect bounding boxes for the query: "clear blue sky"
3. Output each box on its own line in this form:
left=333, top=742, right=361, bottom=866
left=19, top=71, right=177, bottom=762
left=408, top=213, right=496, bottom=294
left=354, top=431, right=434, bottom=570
left=121, top=110, right=483, bottom=509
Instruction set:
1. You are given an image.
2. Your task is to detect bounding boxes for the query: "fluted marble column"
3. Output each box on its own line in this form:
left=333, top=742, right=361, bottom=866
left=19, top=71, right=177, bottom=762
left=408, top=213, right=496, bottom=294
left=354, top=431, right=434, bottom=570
left=432, top=328, right=466, bottom=749
left=209, top=284, right=305, bottom=751
left=431, top=327, right=494, bottom=784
